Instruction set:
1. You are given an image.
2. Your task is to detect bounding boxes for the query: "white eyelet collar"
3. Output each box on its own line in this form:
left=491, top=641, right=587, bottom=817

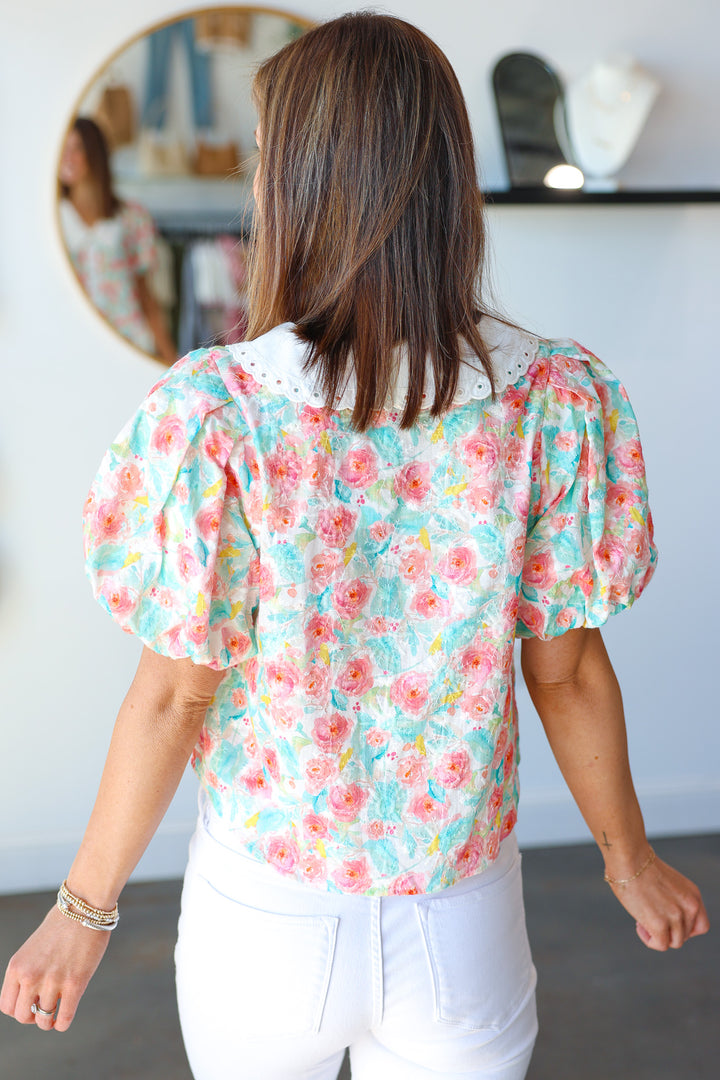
left=227, top=316, right=538, bottom=410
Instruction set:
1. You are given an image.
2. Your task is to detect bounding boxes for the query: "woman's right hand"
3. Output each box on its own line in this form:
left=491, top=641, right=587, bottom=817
left=0, top=905, right=111, bottom=1031
left=606, top=853, right=710, bottom=951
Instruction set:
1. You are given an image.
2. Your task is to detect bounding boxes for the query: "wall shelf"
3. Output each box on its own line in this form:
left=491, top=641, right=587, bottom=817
left=484, top=188, right=720, bottom=205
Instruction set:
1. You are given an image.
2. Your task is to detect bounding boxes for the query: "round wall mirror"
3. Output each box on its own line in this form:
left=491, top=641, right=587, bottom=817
left=56, top=6, right=313, bottom=365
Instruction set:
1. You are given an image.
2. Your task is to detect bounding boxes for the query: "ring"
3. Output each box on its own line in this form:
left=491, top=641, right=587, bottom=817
left=31, top=1002, right=56, bottom=1018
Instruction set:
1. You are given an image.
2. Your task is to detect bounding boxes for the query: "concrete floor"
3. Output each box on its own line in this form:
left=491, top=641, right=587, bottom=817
left=1, top=833, right=717, bottom=1079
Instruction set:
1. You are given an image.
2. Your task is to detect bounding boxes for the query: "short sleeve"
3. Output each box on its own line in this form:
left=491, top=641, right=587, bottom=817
left=121, top=201, right=158, bottom=276
left=516, top=343, right=657, bottom=640
left=83, top=349, right=258, bottom=669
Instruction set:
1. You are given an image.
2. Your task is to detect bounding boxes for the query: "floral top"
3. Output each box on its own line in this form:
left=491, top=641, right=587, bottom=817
left=60, top=199, right=158, bottom=354
left=83, top=319, right=656, bottom=896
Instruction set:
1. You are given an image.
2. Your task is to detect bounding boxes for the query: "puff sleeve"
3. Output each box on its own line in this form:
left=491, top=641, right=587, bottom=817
left=516, top=343, right=657, bottom=639
left=83, top=349, right=258, bottom=669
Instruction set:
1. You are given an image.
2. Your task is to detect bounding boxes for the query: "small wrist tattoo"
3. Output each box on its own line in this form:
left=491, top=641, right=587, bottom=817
left=601, top=832, right=612, bottom=850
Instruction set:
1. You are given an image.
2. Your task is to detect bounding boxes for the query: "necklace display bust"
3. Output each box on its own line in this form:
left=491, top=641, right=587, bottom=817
left=565, top=55, right=660, bottom=191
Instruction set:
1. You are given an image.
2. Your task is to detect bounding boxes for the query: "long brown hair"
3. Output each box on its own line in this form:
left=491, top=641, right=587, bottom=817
left=247, top=12, right=495, bottom=431
left=59, top=117, right=121, bottom=219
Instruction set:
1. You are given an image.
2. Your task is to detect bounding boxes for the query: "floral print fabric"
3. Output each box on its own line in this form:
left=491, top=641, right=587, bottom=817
left=83, top=326, right=657, bottom=895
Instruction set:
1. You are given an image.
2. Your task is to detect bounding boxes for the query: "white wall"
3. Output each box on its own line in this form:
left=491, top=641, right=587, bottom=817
left=1, top=0, right=718, bottom=893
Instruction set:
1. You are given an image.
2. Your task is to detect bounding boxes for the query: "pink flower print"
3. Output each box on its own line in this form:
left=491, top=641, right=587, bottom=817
left=224, top=464, right=241, bottom=499
left=459, top=643, right=498, bottom=686
left=151, top=416, right=186, bottom=456
left=500, top=807, right=517, bottom=841
left=327, top=782, right=369, bottom=822
left=302, top=663, right=331, bottom=702
left=437, top=546, right=477, bottom=586
left=309, top=550, right=341, bottom=592
left=300, top=855, right=327, bottom=883
left=433, top=749, right=471, bottom=789
left=606, top=481, right=637, bottom=519
left=222, top=628, right=251, bottom=661
left=524, top=550, right=557, bottom=590
left=336, top=656, right=374, bottom=697
left=410, top=590, right=450, bottom=619
left=244, top=734, right=259, bottom=759
left=408, top=792, right=448, bottom=822
left=303, top=813, right=330, bottom=840
left=266, top=835, right=299, bottom=875
left=503, top=745, right=515, bottom=780
left=299, top=406, right=335, bottom=436
left=554, top=430, right=578, bottom=453
left=332, top=578, right=373, bottom=619
left=196, top=504, right=222, bottom=541
left=462, top=432, right=500, bottom=473
left=614, top=438, right=646, bottom=478
left=265, top=660, right=300, bottom=700
left=231, top=368, right=261, bottom=396
left=262, top=745, right=280, bottom=781
left=390, top=672, right=430, bottom=715
left=508, top=534, right=525, bottom=574
left=395, top=461, right=431, bottom=504
left=94, top=498, right=126, bottom=542
left=339, top=445, right=379, bottom=489
left=186, top=616, right=208, bottom=647
left=396, top=751, right=428, bottom=786
left=204, top=430, right=234, bottom=467
left=177, top=545, right=201, bottom=582
left=174, top=482, right=190, bottom=504
left=304, top=453, right=334, bottom=496
left=312, top=713, right=351, bottom=753
left=570, top=564, right=594, bottom=597
left=461, top=689, right=495, bottom=724
left=101, top=584, right=135, bottom=617
left=304, top=756, right=337, bottom=795
left=388, top=872, right=426, bottom=895
left=467, top=484, right=497, bottom=514
left=305, top=613, right=338, bottom=652
left=241, top=766, right=273, bottom=797
left=594, top=534, right=626, bottom=575
left=368, top=616, right=389, bottom=634
left=491, top=727, right=508, bottom=768
left=269, top=701, right=301, bottom=731
left=231, top=688, right=247, bottom=709
left=517, top=600, right=546, bottom=638
left=266, top=447, right=303, bottom=496
left=455, top=836, right=484, bottom=874
left=485, top=832, right=500, bottom=862
left=629, top=528, right=650, bottom=566
left=245, top=444, right=260, bottom=480
left=399, top=548, right=432, bottom=584
left=332, top=857, right=372, bottom=893
left=487, top=784, right=503, bottom=817
left=503, top=386, right=526, bottom=417
left=113, top=462, right=143, bottom=498
left=258, top=563, right=275, bottom=601
left=267, top=502, right=299, bottom=533
left=366, top=727, right=390, bottom=748
left=503, top=438, right=526, bottom=475
left=317, top=505, right=357, bottom=548
left=556, top=607, right=578, bottom=630
left=367, top=820, right=385, bottom=840
left=369, top=521, right=394, bottom=543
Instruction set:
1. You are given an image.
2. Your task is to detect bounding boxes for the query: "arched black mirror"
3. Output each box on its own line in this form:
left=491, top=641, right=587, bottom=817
left=492, top=52, right=571, bottom=188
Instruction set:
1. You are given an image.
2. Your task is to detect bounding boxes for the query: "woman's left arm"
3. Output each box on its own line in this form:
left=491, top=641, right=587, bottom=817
left=0, top=647, right=224, bottom=1030
left=135, top=274, right=177, bottom=366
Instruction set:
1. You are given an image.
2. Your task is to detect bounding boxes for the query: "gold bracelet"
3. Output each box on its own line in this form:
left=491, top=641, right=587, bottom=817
left=57, top=882, right=119, bottom=931
left=604, top=847, right=656, bottom=887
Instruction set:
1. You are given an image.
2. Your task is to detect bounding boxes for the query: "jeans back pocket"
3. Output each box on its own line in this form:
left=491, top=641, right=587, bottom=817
left=415, top=855, right=535, bottom=1032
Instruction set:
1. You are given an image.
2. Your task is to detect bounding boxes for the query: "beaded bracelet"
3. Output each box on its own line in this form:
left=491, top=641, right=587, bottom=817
left=56, top=881, right=119, bottom=932
left=604, top=847, right=656, bottom=887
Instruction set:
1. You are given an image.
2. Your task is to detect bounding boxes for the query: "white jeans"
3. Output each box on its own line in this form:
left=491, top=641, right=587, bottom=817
left=175, top=819, right=537, bottom=1080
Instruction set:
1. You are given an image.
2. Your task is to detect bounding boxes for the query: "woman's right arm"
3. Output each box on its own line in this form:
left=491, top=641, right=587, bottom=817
left=0, top=647, right=224, bottom=1031
left=521, top=627, right=709, bottom=951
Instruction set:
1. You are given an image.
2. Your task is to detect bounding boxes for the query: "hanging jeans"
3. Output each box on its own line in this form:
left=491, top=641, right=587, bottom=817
left=175, top=812, right=538, bottom=1080
left=141, top=19, right=213, bottom=130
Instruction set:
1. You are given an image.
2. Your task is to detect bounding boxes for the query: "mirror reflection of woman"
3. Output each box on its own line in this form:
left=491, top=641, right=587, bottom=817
left=58, top=117, right=176, bottom=365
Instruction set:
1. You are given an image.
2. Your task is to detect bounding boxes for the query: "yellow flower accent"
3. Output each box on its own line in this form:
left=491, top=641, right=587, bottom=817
left=415, top=734, right=427, bottom=756
left=195, top=593, right=205, bottom=616
left=516, top=417, right=524, bottom=439
left=431, top=422, right=445, bottom=444
left=419, top=527, right=431, bottom=550
left=441, top=689, right=463, bottom=706
left=245, top=811, right=260, bottom=828
left=260, top=694, right=271, bottom=705
left=219, top=545, right=244, bottom=558
left=230, top=601, right=244, bottom=619
left=339, top=748, right=353, bottom=771
left=608, top=409, right=620, bottom=433
left=344, top=542, right=357, bottom=566
left=319, top=643, right=330, bottom=665
left=429, top=634, right=442, bottom=655
left=122, top=552, right=141, bottom=568
left=445, top=482, right=467, bottom=497
left=320, top=431, right=332, bottom=454
left=427, top=834, right=440, bottom=854
left=316, top=839, right=327, bottom=858
left=134, top=495, right=149, bottom=507
left=203, top=478, right=223, bottom=498
left=630, top=507, right=645, bottom=527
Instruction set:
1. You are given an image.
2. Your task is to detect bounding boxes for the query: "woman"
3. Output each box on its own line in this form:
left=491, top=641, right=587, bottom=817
left=59, top=116, right=176, bottom=365
left=3, top=14, right=707, bottom=1080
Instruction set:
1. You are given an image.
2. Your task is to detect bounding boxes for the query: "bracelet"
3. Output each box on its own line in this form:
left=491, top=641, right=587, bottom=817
left=604, top=847, right=656, bottom=887
left=56, top=881, right=119, bottom=932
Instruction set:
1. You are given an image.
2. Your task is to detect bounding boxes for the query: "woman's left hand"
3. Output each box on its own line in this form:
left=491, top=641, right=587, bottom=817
left=606, top=855, right=709, bottom=951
